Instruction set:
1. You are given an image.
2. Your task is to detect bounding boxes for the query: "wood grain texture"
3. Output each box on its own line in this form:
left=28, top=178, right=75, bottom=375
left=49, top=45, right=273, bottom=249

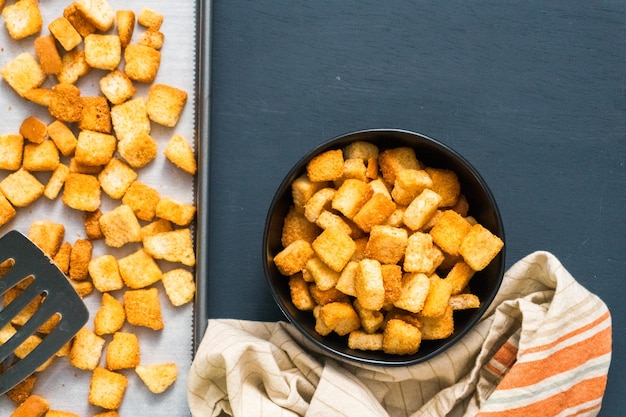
left=206, top=2, right=624, bottom=414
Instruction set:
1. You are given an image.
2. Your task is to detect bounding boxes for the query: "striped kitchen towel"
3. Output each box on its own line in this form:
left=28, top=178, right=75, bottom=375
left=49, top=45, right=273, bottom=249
left=188, top=251, right=612, bottom=417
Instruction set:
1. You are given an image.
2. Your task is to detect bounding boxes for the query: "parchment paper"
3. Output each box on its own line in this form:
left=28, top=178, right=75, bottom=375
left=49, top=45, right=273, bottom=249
left=0, top=0, right=198, bottom=415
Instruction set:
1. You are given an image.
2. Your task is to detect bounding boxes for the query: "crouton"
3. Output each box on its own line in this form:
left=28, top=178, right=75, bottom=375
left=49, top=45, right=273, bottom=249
left=368, top=178, right=391, bottom=199
left=2, top=0, right=42, bottom=40
left=318, top=302, right=360, bottom=336
left=69, top=239, right=92, bottom=281
left=378, top=147, right=421, bottom=185
left=425, top=167, right=461, bottom=207
left=303, top=187, right=336, bottom=223
left=331, top=179, right=373, bottom=219
left=381, top=264, right=403, bottom=304
left=75, top=0, right=115, bottom=31
left=161, top=268, right=196, bottom=307
left=0, top=169, right=44, bottom=207
left=94, top=292, right=125, bottom=335
left=124, top=44, right=161, bottom=83
left=291, top=174, right=329, bottom=213
left=0, top=134, right=24, bottom=170
left=22, top=140, right=60, bottom=172
left=53, top=242, right=71, bottom=274
left=281, top=206, right=321, bottom=247
left=429, top=210, right=472, bottom=256
left=70, top=327, right=105, bottom=370
left=88, top=367, right=128, bottom=410
left=47, top=120, right=77, bottom=156
left=48, top=16, right=82, bottom=51
left=444, top=261, right=475, bottom=295
left=140, top=218, right=173, bottom=239
left=79, top=96, right=112, bottom=133
left=306, top=149, right=343, bottom=182
left=393, top=272, right=430, bottom=313
left=146, top=84, right=187, bottom=127
left=0, top=193, right=16, bottom=228
left=348, top=330, right=384, bottom=351
left=110, top=98, right=150, bottom=142
left=48, top=83, right=83, bottom=123
left=273, top=239, right=314, bottom=276
left=74, top=130, right=116, bottom=168
left=420, top=275, right=453, bottom=317
left=353, top=299, right=384, bottom=333
left=1, top=52, right=46, bottom=97
left=89, top=255, right=123, bottom=293
left=312, top=226, right=356, bottom=272
left=84, top=34, right=121, bottom=71
left=403, top=189, right=442, bottom=231
left=97, top=158, right=137, bottom=200
left=164, top=134, right=196, bottom=174
left=98, top=204, right=142, bottom=248
left=305, top=256, right=340, bottom=291
left=83, top=209, right=103, bottom=240
left=118, top=133, right=158, bottom=168
left=44, top=163, right=70, bottom=200
left=63, top=2, right=95, bottom=37
left=123, top=287, right=164, bottom=330
left=118, top=249, right=162, bottom=289
left=9, top=394, right=49, bottom=417
left=99, top=69, right=135, bottom=105
left=138, top=29, right=164, bottom=50
left=449, top=293, right=480, bottom=310
left=62, top=172, right=100, bottom=211
left=391, top=169, right=433, bottom=206
left=363, top=226, right=407, bottom=265
left=315, top=210, right=352, bottom=236
left=143, top=228, right=195, bottom=266
left=354, top=258, right=385, bottom=311
left=106, top=332, right=140, bottom=371
left=135, top=363, right=178, bottom=394
left=288, top=273, right=315, bottom=311
left=19, top=116, right=47, bottom=144
left=34, top=35, right=63, bottom=75
left=5, top=374, right=36, bottom=404
left=44, top=411, right=79, bottom=417
left=404, top=232, right=444, bottom=275
left=155, top=196, right=196, bottom=226
left=343, top=141, right=379, bottom=161
left=382, top=319, right=421, bottom=355
left=137, top=7, right=163, bottom=30
left=121, top=180, right=159, bottom=221
left=338, top=158, right=367, bottom=183
left=57, top=49, right=91, bottom=84
left=28, top=220, right=65, bottom=257
left=69, top=157, right=102, bottom=174
left=459, top=223, right=504, bottom=271
left=352, top=192, right=396, bottom=233
left=116, top=10, right=135, bottom=48
left=418, top=305, right=454, bottom=340
left=334, top=260, right=358, bottom=296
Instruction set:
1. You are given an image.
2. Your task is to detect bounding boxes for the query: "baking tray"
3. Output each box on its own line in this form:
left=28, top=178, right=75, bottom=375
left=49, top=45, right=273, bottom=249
left=0, top=0, right=210, bottom=415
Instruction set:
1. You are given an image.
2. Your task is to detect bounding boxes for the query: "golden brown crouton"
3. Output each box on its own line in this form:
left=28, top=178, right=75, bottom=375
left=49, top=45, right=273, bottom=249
left=429, top=209, right=472, bottom=256
left=273, top=239, right=314, bottom=276
left=2, top=0, right=42, bottom=40
left=137, top=7, right=163, bottom=30
left=382, top=319, right=421, bottom=355
left=34, top=35, right=63, bottom=75
left=44, top=163, right=70, bottom=200
left=115, top=10, right=135, bottom=48
left=75, top=0, right=115, bottom=31
left=444, top=261, right=475, bottom=295
left=99, top=69, right=136, bottom=105
left=290, top=174, right=329, bottom=213
left=281, top=206, right=321, bottom=247
left=343, top=140, right=379, bottom=161
left=140, top=218, right=173, bottom=239
left=117, top=133, right=158, bottom=168
left=88, top=367, right=128, bottom=410
left=378, top=147, right=421, bottom=185
left=146, top=84, right=188, bottom=127
left=19, top=116, right=47, bottom=144
left=393, top=272, right=430, bottom=313
left=288, top=273, right=315, bottom=311
left=331, top=179, right=372, bottom=219
left=83, top=209, right=104, bottom=240
left=62, top=172, right=100, bottom=211
left=425, top=167, right=461, bottom=207
left=70, top=327, right=105, bottom=370
left=391, top=169, right=433, bottom=206
left=138, top=29, right=165, bottom=50
left=9, top=394, right=49, bottom=417
left=364, top=226, right=406, bottom=266
left=5, top=374, right=36, bottom=404
left=164, top=134, right=196, bottom=174
left=305, top=256, right=340, bottom=291
left=79, top=96, right=112, bottom=133
left=334, top=260, right=358, bottom=296
left=123, top=287, right=164, bottom=330
left=124, top=44, right=161, bottom=83
left=303, top=187, right=335, bottom=223
left=47, top=120, right=77, bottom=156
left=69, top=239, right=92, bottom=280
left=52, top=242, right=71, bottom=274
left=0, top=169, right=44, bottom=207
left=0, top=193, right=16, bottom=228
left=118, top=249, right=162, bottom=289
left=110, top=97, right=150, bottom=142
left=403, top=189, right=442, bottom=231
left=420, top=275, right=453, bottom=317
left=312, top=226, right=356, bottom=272
left=74, top=130, right=116, bottom=167
left=449, top=293, right=480, bottom=310
left=98, top=204, right=142, bottom=248
left=403, top=232, right=444, bottom=275
left=89, top=255, right=123, bottom=293
left=315, top=210, right=352, bottom=236
left=1, top=52, right=46, bottom=97
left=63, top=2, right=96, bottom=37
left=418, top=305, right=454, bottom=340
left=161, top=268, right=196, bottom=307
left=459, top=223, right=504, bottom=271
left=352, top=192, right=396, bottom=233
left=306, top=149, right=344, bottom=182
left=143, top=228, right=196, bottom=267
left=155, top=196, right=196, bottom=226
left=135, top=363, right=178, bottom=394
left=23, top=140, right=60, bottom=171
left=121, top=180, right=159, bottom=221
left=57, top=49, right=91, bottom=84
left=348, top=330, right=384, bottom=351
left=48, top=83, right=83, bottom=123
left=353, top=299, right=384, bottom=333
left=44, top=410, right=79, bottom=417
left=0, top=134, right=24, bottom=170
left=318, top=302, right=360, bottom=336
left=106, top=332, right=140, bottom=370
left=84, top=34, right=121, bottom=71
left=338, top=158, right=368, bottom=183
left=28, top=220, right=65, bottom=257
left=355, top=258, right=385, bottom=311
left=93, top=292, right=125, bottom=335
left=98, top=158, right=137, bottom=200
left=48, top=16, right=82, bottom=51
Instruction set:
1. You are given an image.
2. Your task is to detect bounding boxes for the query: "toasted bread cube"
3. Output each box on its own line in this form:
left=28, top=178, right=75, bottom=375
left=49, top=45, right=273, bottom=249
left=106, top=332, right=140, bottom=370
left=118, top=133, right=158, bottom=168
left=378, top=147, right=420, bottom=185
left=146, top=84, right=188, bottom=127
left=164, top=134, right=196, bottom=174
left=449, top=293, right=480, bottom=310
left=111, top=98, right=150, bottom=141
left=44, top=163, right=70, bottom=199
left=353, top=299, right=384, bottom=334
left=343, top=141, right=379, bottom=161
left=162, top=268, right=196, bottom=307
left=123, top=287, right=164, bottom=330
left=314, top=210, right=351, bottom=235
left=48, top=83, right=83, bottom=123
left=23, top=87, right=53, bottom=106
left=403, top=189, right=442, bottom=231
left=5, top=374, right=37, bottom=404
left=89, top=255, right=123, bottom=293
left=45, top=411, right=79, bottom=417
left=62, top=173, right=100, bottom=211
left=119, top=249, right=162, bottom=289
left=63, top=2, right=96, bottom=37
left=138, top=29, right=164, bottom=50
left=143, top=228, right=196, bottom=267
left=92, top=411, right=119, bottom=417
left=9, top=394, right=49, bottom=417
left=76, top=0, right=115, bottom=31
left=79, top=97, right=112, bottom=133
left=313, top=307, right=332, bottom=336
left=331, top=179, right=372, bottom=219
left=94, top=292, right=125, bottom=335
left=444, top=261, right=475, bottom=295
left=305, top=256, right=340, bottom=291
left=69, top=157, right=102, bottom=175
left=303, top=187, right=335, bottom=223
left=137, top=7, right=163, bottom=30
left=306, top=149, right=344, bottom=182
left=318, top=302, right=360, bottom=336
left=0, top=134, right=24, bottom=170
left=124, top=44, right=161, bottom=83
left=338, top=158, right=367, bottom=183
left=393, top=272, right=430, bottom=313
left=52, top=241, right=71, bottom=274
left=48, top=16, right=82, bottom=51
left=82, top=209, right=102, bottom=240
left=348, top=330, right=383, bottom=351
left=459, top=224, right=504, bottom=271
left=382, top=319, right=421, bottom=355
left=281, top=206, right=320, bottom=247
left=451, top=194, right=469, bottom=217
left=418, top=305, right=454, bottom=340
left=84, top=34, right=121, bottom=71
left=28, top=220, right=65, bottom=257
left=0, top=169, right=44, bottom=207
left=98, top=158, right=137, bottom=200
left=364, top=225, right=407, bottom=265
left=310, top=285, right=349, bottom=305
left=352, top=193, right=396, bottom=233
left=20, top=116, right=47, bottom=144
left=404, top=232, right=444, bottom=274
left=2, top=0, right=42, bottom=40
left=429, top=210, right=472, bottom=256
left=69, top=239, right=92, bottom=281
left=34, top=35, right=63, bottom=75
left=334, top=260, right=358, bottom=297
left=0, top=194, right=16, bottom=228
left=74, top=130, right=115, bottom=167
left=98, top=205, right=142, bottom=248
left=3, top=288, right=39, bottom=326
left=57, top=49, right=91, bottom=84
left=291, top=174, right=329, bottom=213
left=141, top=218, right=173, bottom=239
left=420, top=275, right=453, bottom=317
left=391, top=169, right=433, bottom=206
left=1, top=53, right=46, bottom=97
left=23, top=140, right=60, bottom=171
left=120, top=181, right=159, bottom=221
left=381, top=264, right=402, bottom=304
left=70, top=327, right=105, bottom=370
left=47, top=120, right=77, bottom=156
left=135, top=363, right=178, bottom=394
left=354, top=259, right=385, bottom=311
left=99, top=69, right=136, bottom=105
left=88, top=367, right=127, bottom=410
left=312, top=226, right=356, bottom=272
left=288, top=273, right=315, bottom=311
left=155, top=196, right=196, bottom=226
left=368, top=178, right=391, bottom=199
left=425, top=167, right=461, bottom=207
left=274, top=239, right=314, bottom=276
left=116, top=10, right=135, bottom=48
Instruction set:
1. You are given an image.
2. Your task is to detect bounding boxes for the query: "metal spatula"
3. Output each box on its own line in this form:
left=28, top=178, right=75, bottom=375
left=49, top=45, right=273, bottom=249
left=0, top=230, right=89, bottom=395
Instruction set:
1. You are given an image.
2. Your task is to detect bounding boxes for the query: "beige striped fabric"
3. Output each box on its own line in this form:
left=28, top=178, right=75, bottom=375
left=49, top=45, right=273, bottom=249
left=188, top=251, right=612, bottom=417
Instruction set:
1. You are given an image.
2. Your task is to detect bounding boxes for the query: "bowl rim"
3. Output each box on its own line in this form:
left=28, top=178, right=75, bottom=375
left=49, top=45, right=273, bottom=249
left=263, top=128, right=505, bottom=366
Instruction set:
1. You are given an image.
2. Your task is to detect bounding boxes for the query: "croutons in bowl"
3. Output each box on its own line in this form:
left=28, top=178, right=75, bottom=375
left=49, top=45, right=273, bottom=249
left=263, top=129, right=505, bottom=366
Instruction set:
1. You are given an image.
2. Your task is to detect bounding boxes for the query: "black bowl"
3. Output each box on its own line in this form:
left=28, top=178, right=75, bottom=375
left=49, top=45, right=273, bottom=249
left=263, top=129, right=505, bottom=366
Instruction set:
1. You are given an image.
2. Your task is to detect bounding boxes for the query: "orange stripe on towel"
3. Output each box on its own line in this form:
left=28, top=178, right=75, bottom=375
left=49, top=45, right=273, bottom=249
left=484, top=341, right=518, bottom=379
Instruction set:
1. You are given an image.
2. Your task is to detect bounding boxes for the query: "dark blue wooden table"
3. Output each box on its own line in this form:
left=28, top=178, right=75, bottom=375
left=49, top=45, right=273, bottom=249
left=202, top=1, right=625, bottom=414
